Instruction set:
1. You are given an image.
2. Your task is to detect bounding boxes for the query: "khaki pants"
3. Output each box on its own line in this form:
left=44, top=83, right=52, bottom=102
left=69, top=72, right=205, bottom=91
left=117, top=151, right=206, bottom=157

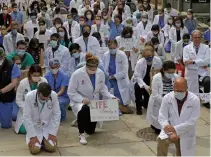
left=157, top=138, right=181, bottom=156
left=29, top=138, right=56, bottom=155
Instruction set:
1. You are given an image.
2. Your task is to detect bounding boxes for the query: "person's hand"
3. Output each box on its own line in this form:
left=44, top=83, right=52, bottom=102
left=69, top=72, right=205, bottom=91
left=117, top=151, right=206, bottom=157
left=82, top=98, right=90, bottom=105
left=169, top=132, right=179, bottom=142
left=144, top=86, right=151, bottom=94
left=112, top=97, right=120, bottom=102
left=184, top=60, right=194, bottom=66
left=164, top=125, right=176, bottom=133
left=109, top=75, right=115, bottom=80
left=140, top=37, right=145, bottom=43
left=119, top=47, right=125, bottom=51
left=48, top=134, right=57, bottom=144
left=29, top=136, right=40, bottom=148
left=132, top=47, right=139, bottom=53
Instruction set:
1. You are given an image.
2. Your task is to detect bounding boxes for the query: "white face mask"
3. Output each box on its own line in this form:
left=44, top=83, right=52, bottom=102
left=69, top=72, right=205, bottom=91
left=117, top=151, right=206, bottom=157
left=164, top=73, right=174, bottom=79
left=168, top=19, right=173, bottom=24
left=86, top=14, right=92, bottom=19
left=51, top=68, right=59, bottom=74
left=17, top=64, right=21, bottom=69
left=32, top=76, right=41, bottom=83
left=154, top=44, right=159, bottom=49
left=174, top=91, right=186, bottom=100
left=39, top=26, right=46, bottom=31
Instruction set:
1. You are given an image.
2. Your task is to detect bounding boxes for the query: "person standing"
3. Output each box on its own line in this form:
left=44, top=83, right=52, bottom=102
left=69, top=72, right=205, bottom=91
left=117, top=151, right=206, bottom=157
left=0, top=5, right=12, bottom=32
left=183, top=9, right=197, bottom=35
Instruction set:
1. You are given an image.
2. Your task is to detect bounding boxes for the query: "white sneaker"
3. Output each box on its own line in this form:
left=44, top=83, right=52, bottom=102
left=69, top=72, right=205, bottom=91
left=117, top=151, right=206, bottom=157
left=71, top=119, right=78, bottom=127
left=79, top=133, right=87, bottom=145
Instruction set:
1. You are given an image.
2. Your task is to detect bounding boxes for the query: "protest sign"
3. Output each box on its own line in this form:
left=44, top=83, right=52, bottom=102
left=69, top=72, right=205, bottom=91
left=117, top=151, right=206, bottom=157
left=38, top=35, right=49, bottom=43
left=119, top=38, right=134, bottom=51
left=195, top=93, right=210, bottom=103
left=90, top=99, right=119, bottom=122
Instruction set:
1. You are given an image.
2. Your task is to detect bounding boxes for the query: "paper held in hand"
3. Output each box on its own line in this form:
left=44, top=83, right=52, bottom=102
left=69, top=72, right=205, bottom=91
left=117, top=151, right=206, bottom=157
left=90, top=99, right=119, bottom=122
left=38, top=35, right=49, bottom=43
left=119, top=38, right=134, bottom=51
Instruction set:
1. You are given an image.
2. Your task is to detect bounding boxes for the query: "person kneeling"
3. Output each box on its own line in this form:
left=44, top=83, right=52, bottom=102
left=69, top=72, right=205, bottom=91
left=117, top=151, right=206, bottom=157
left=23, top=83, right=61, bottom=154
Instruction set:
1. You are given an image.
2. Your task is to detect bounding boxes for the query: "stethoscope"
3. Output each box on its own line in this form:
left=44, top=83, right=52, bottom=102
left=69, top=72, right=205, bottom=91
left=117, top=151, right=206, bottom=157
left=34, top=92, right=53, bottom=110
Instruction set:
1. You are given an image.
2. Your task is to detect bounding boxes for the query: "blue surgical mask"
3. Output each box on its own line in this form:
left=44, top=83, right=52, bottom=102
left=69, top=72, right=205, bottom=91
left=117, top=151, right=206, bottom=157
left=174, top=92, right=186, bottom=100
left=16, top=49, right=25, bottom=56
left=145, top=56, right=153, bottom=62
left=164, top=73, right=174, bottom=79
left=50, top=40, right=58, bottom=48
left=11, top=29, right=17, bottom=35
left=110, top=49, right=117, bottom=55
left=73, top=53, right=80, bottom=58
left=68, top=18, right=73, bottom=23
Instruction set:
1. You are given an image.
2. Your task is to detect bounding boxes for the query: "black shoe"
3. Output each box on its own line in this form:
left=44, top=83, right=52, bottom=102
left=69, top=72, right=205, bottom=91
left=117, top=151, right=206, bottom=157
left=203, top=103, right=210, bottom=109
left=136, top=110, right=142, bottom=115
left=68, top=106, right=72, bottom=110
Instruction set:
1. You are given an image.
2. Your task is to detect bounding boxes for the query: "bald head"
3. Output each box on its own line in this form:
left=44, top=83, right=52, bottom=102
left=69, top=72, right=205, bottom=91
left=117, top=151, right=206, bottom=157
left=174, top=77, right=188, bottom=92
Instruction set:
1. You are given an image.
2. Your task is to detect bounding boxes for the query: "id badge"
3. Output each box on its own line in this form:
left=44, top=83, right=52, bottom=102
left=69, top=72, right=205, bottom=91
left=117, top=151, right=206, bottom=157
left=37, top=120, right=42, bottom=128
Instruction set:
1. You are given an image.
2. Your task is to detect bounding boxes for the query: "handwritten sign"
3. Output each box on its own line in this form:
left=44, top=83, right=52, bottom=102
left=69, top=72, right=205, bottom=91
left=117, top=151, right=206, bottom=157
left=90, top=99, right=119, bottom=122
left=38, top=35, right=49, bottom=43
left=119, top=38, right=134, bottom=51
left=195, top=93, right=210, bottom=103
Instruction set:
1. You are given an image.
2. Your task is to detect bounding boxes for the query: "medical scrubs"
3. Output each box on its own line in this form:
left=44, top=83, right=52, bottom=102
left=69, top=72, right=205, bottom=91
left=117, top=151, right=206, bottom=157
left=45, top=71, right=70, bottom=121
left=109, top=21, right=124, bottom=40
left=203, top=29, right=210, bottom=42
left=90, top=74, right=96, bottom=90
left=59, top=40, right=71, bottom=48
left=0, top=64, right=20, bottom=128
left=158, top=16, right=165, bottom=29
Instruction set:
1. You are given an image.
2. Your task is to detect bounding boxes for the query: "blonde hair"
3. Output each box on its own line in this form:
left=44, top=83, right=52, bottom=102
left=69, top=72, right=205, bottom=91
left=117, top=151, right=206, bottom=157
left=141, top=46, right=154, bottom=58
left=86, top=53, right=99, bottom=67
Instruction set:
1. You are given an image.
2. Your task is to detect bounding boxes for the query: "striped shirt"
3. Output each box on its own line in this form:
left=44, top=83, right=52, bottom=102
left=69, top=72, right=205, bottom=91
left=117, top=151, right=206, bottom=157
left=162, top=78, right=173, bottom=97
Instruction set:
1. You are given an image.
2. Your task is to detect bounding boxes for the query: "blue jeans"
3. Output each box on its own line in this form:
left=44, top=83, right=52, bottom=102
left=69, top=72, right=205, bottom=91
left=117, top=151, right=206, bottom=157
left=0, top=102, right=13, bottom=128
left=59, top=96, right=70, bottom=121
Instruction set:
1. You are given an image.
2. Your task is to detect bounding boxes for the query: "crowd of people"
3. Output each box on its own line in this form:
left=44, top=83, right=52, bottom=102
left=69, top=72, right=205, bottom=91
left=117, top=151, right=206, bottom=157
left=0, top=0, right=210, bottom=156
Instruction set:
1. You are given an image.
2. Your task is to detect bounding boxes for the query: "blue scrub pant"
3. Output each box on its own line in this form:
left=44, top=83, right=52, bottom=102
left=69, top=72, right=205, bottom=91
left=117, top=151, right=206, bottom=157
left=59, top=96, right=70, bottom=121
left=0, top=102, right=13, bottom=128
left=12, top=102, right=19, bottom=121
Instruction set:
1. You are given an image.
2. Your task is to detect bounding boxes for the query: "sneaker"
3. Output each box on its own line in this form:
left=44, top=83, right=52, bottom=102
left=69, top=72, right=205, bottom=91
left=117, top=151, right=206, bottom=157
left=71, top=119, right=78, bottom=127
left=79, top=133, right=87, bottom=145
left=136, top=110, right=142, bottom=115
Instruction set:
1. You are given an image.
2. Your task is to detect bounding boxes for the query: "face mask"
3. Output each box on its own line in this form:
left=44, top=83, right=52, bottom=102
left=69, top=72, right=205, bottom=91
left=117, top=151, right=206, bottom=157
left=11, top=29, right=17, bottom=35
left=142, top=18, right=147, bottom=22
left=174, top=91, right=186, bottom=100
left=1, top=30, right=7, bottom=35
left=153, top=32, right=159, bottom=36
left=17, top=64, right=21, bottom=69
left=143, top=4, right=148, bottom=8
left=79, top=21, right=85, bottom=25
left=154, top=45, right=159, bottom=49
left=110, top=49, right=117, bottom=55
left=83, top=31, right=90, bottom=38
left=96, top=20, right=101, bottom=25
left=103, top=16, right=107, bottom=19
left=175, top=23, right=181, bottom=27
left=187, top=15, right=192, bottom=19
left=0, top=59, right=4, bottom=66
left=164, top=73, right=174, bottom=79
left=38, top=98, right=48, bottom=104
left=51, top=68, right=59, bottom=74
left=59, top=32, right=65, bottom=37
left=68, top=18, right=73, bottom=23
left=39, top=26, right=45, bottom=31
left=32, top=76, right=40, bottom=82
left=87, top=69, right=96, bottom=75
left=16, top=49, right=25, bottom=56
left=31, top=16, right=37, bottom=19
left=168, top=19, right=173, bottom=24
left=125, top=23, right=132, bottom=27
left=73, top=53, right=80, bottom=58
left=55, top=24, right=61, bottom=28
left=183, top=41, right=189, bottom=46
left=13, top=8, right=18, bottom=12
left=167, top=9, right=171, bottom=13
left=86, top=14, right=92, bottom=19
left=3, top=10, right=7, bottom=14
left=145, top=56, right=153, bottom=62
left=50, top=40, right=58, bottom=48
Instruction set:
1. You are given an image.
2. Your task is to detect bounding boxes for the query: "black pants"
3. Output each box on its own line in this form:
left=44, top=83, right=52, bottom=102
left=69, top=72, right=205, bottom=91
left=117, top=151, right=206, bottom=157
left=151, top=125, right=161, bottom=135
left=134, top=82, right=150, bottom=111
left=200, top=76, right=210, bottom=93
left=77, top=105, right=97, bottom=134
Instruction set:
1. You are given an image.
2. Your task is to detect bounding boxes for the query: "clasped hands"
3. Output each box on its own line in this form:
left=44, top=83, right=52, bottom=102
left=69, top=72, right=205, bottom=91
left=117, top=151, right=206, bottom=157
left=164, top=125, right=180, bottom=142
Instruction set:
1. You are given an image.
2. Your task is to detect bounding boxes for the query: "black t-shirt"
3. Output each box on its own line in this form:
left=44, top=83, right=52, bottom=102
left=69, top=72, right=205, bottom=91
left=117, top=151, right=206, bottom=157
left=143, top=64, right=151, bottom=86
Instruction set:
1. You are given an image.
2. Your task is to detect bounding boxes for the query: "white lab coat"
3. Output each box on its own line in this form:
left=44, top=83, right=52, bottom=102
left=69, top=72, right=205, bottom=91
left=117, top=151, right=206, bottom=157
left=146, top=31, right=165, bottom=46
left=174, top=40, right=185, bottom=63
left=69, top=53, right=86, bottom=77
left=112, top=9, right=130, bottom=22
left=24, top=20, right=39, bottom=41
left=63, top=21, right=80, bottom=42
left=74, top=36, right=101, bottom=58
left=15, top=77, right=48, bottom=134
left=183, top=43, right=210, bottom=93
left=162, top=24, right=172, bottom=48
left=78, top=5, right=92, bottom=16
left=34, top=29, right=52, bottom=50
left=130, top=56, right=163, bottom=103
left=115, top=36, right=139, bottom=71
left=49, top=27, right=57, bottom=34
left=69, top=0, right=83, bottom=10
left=146, top=73, right=178, bottom=129
left=169, top=26, right=188, bottom=60
left=153, top=15, right=168, bottom=27
left=136, top=21, right=152, bottom=41
left=67, top=66, right=114, bottom=116
left=146, top=8, right=154, bottom=23
left=114, top=4, right=131, bottom=18
left=91, top=1, right=105, bottom=10
left=102, top=50, right=131, bottom=105
left=158, top=91, right=200, bottom=156
left=3, top=32, right=25, bottom=55
left=164, top=8, right=178, bottom=17
left=132, top=10, right=147, bottom=19
left=91, top=24, right=110, bottom=45
left=23, top=90, right=61, bottom=144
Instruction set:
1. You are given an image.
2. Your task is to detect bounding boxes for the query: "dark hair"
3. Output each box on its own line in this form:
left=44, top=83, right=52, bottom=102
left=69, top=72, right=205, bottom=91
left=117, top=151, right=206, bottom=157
left=114, top=14, right=122, bottom=23
left=24, top=37, right=29, bottom=43
left=187, top=9, right=193, bottom=14
left=12, top=3, right=17, bottom=8
left=82, top=24, right=91, bottom=32
left=182, top=33, right=190, bottom=40
left=151, top=24, right=160, bottom=31
left=28, top=38, right=39, bottom=50
left=30, top=1, right=40, bottom=12
left=28, top=64, right=42, bottom=78
left=143, top=0, right=151, bottom=11
left=37, top=82, right=52, bottom=97
left=53, top=17, right=63, bottom=25
left=40, top=0, right=47, bottom=6
left=93, top=4, right=100, bottom=15
left=38, top=18, right=46, bottom=25
left=30, top=12, right=37, bottom=17
left=108, top=40, right=118, bottom=47
left=151, top=37, right=159, bottom=44
left=166, top=3, right=171, bottom=8
left=121, top=26, right=133, bottom=38
left=16, top=40, right=27, bottom=47
left=117, top=2, right=125, bottom=15
left=71, top=8, right=78, bottom=15
left=58, top=26, right=70, bottom=48
left=92, top=32, right=103, bottom=46
left=55, top=6, right=60, bottom=14
left=51, top=33, right=60, bottom=39
left=160, top=61, right=176, bottom=76
left=173, top=16, right=184, bottom=28
left=84, top=10, right=95, bottom=21
left=69, top=43, right=80, bottom=55
left=41, top=6, right=47, bottom=11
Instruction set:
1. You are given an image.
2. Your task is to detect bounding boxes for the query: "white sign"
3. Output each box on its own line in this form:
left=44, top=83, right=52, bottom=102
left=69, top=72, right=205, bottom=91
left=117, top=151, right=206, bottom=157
left=90, top=99, right=119, bottom=122
left=38, top=35, right=49, bottom=43
left=119, top=38, right=134, bottom=51
left=195, top=93, right=210, bottom=103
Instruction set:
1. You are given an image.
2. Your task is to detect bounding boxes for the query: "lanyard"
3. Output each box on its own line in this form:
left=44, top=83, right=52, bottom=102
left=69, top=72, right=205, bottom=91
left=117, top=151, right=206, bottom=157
left=38, top=102, right=45, bottom=113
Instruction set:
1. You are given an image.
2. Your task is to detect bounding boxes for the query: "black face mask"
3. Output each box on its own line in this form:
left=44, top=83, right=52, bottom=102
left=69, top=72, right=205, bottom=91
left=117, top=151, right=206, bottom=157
left=83, top=31, right=90, bottom=38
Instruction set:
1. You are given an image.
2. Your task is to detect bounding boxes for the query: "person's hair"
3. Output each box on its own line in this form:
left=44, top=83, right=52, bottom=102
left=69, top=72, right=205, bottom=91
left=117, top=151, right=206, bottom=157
left=79, top=15, right=85, bottom=20
left=187, top=9, right=193, bottom=14
left=11, top=21, right=18, bottom=27
left=71, top=8, right=78, bottom=15
left=84, top=10, right=95, bottom=21
left=151, top=37, right=159, bottom=45
left=182, top=33, right=190, bottom=40
left=114, top=14, right=122, bottom=23
left=166, top=3, right=171, bottom=8
left=82, top=24, right=91, bottom=32
left=2, top=5, right=8, bottom=9
left=30, top=12, right=37, bottom=17
left=30, top=1, right=40, bottom=11
left=86, top=53, right=99, bottom=67
left=192, top=30, right=202, bottom=37
left=58, top=26, right=69, bottom=48
left=173, top=16, right=184, bottom=28
left=151, top=24, right=160, bottom=31
left=12, top=55, right=21, bottom=62
left=54, top=6, right=60, bottom=14
left=40, top=0, right=47, bottom=6
left=142, top=46, right=154, bottom=57
left=28, top=64, right=42, bottom=79
left=50, top=3, right=55, bottom=7
left=53, top=17, right=63, bottom=25
left=69, top=43, right=80, bottom=55
left=38, top=18, right=46, bottom=25
left=50, top=33, right=60, bottom=39
left=143, top=1, right=151, bottom=11
left=12, top=3, right=17, bottom=8
left=41, top=6, right=47, bottom=11
left=158, top=8, right=164, bottom=13
left=92, top=32, right=102, bottom=46
left=117, top=2, right=125, bottom=15
left=16, top=40, right=27, bottom=47
left=24, top=37, right=29, bottom=43
left=121, top=26, right=133, bottom=38
left=93, top=4, right=100, bottom=15
left=108, top=40, right=118, bottom=47
left=160, top=60, right=176, bottom=76
left=28, top=38, right=39, bottom=50
left=37, top=82, right=52, bottom=97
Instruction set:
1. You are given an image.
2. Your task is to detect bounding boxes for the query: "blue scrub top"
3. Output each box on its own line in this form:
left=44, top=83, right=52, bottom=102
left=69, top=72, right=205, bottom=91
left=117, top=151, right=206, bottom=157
left=158, top=16, right=165, bottom=29
left=108, top=54, right=116, bottom=76
left=45, top=71, right=69, bottom=97
left=90, top=74, right=96, bottom=90
left=11, top=63, right=21, bottom=79
left=109, top=21, right=124, bottom=40
left=203, top=29, right=210, bottom=42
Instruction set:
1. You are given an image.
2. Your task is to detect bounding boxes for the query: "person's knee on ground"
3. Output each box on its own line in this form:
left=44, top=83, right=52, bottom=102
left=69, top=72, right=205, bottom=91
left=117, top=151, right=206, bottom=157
left=43, top=138, right=56, bottom=152
left=202, top=76, right=210, bottom=93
